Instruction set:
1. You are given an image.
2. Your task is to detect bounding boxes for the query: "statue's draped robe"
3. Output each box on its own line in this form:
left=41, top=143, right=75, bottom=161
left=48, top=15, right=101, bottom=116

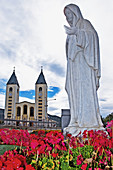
left=65, top=19, right=103, bottom=128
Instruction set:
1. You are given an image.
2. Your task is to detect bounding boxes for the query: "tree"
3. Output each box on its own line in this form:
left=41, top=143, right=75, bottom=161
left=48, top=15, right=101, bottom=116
left=103, top=112, right=113, bottom=125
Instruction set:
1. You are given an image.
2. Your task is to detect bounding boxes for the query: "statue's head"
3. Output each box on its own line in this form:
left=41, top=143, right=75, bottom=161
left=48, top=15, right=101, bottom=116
left=64, top=4, right=83, bottom=26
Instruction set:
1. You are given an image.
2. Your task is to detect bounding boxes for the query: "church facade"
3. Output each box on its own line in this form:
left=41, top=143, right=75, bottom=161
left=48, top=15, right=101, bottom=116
left=4, top=68, right=48, bottom=126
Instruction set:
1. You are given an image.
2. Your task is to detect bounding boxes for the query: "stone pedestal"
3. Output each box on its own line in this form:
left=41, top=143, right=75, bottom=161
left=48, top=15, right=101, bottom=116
left=63, top=126, right=105, bottom=136
left=61, top=109, right=70, bottom=131
left=61, top=109, right=105, bottom=136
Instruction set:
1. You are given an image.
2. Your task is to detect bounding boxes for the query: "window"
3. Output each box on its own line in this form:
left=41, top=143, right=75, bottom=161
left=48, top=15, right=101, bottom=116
left=8, top=102, right=12, bottom=105
left=38, top=103, right=42, bottom=105
left=9, top=96, right=12, bottom=98
left=38, top=110, right=42, bottom=112
left=39, top=87, right=42, bottom=92
left=38, top=113, right=42, bottom=115
left=39, top=100, right=42, bottom=102
left=39, top=96, right=42, bottom=99
left=8, top=100, right=12, bottom=102
left=38, top=106, right=42, bottom=108
left=38, top=116, right=42, bottom=118
left=23, top=105, right=27, bottom=114
left=9, top=87, right=13, bottom=92
left=30, top=107, right=34, bottom=117
left=39, top=87, right=42, bottom=97
left=8, top=109, right=12, bottom=111
left=8, top=106, right=12, bottom=108
left=17, top=107, right=21, bottom=116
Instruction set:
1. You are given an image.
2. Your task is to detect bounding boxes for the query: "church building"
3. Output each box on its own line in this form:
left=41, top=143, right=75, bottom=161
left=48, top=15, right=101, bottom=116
left=4, top=68, right=48, bottom=126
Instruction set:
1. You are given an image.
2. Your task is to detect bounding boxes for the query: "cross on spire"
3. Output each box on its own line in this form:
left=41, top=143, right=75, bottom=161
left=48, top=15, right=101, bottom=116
left=41, top=66, right=43, bottom=72
left=13, top=66, right=15, bottom=72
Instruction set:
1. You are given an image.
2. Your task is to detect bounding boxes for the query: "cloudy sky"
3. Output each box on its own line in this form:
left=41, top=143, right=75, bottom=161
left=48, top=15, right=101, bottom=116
left=0, top=0, right=113, bottom=118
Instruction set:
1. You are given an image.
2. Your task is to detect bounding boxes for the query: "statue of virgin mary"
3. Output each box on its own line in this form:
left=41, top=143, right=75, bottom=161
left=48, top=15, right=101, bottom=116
left=64, top=4, right=104, bottom=136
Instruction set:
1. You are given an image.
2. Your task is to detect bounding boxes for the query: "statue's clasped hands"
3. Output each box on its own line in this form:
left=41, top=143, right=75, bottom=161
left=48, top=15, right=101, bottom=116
left=64, top=25, right=78, bottom=35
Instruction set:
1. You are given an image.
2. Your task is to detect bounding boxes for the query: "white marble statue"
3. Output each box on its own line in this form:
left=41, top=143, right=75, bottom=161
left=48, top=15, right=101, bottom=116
left=63, top=4, right=104, bottom=136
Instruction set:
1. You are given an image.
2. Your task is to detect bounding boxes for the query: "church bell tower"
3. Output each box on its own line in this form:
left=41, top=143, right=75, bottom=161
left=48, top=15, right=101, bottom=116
left=35, top=67, right=47, bottom=121
left=5, top=68, right=19, bottom=121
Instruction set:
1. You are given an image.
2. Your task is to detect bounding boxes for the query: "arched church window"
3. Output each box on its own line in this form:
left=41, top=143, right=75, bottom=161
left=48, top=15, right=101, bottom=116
left=39, top=87, right=42, bottom=92
left=17, top=107, right=21, bottom=116
left=30, top=107, right=34, bottom=117
left=39, top=87, right=42, bottom=98
left=23, top=105, right=27, bottom=114
left=9, top=87, right=13, bottom=92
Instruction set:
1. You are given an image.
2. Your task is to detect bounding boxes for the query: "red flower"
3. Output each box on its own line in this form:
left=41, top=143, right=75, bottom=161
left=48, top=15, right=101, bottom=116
left=31, top=139, right=38, bottom=149
left=76, top=159, right=82, bottom=165
left=83, top=130, right=88, bottom=138
left=54, top=144, right=61, bottom=150
left=81, top=163, right=87, bottom=170
left=52, top=153, right=58, bottom=158
left=12, top=158, right=21, bottom=169
left=76, top=154, right=83, bottom=165
left=6, top=163, right=14, bottom=170
left=26, top=165, right=35, bottom=170
left=16, top=155, right=27, bottom=166
left=106, top=120, right=113, bottom=128
left=0, top=160, right=2, bottom=168
left=67, top=134, right=72, bottom=138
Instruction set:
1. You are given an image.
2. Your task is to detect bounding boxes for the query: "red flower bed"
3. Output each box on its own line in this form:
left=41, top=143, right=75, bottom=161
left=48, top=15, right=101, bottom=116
left=0, top=129, right=30, bottom=146
left=0, top=120, right=112, bottom=169
left=0, top=150, right=35, bottom=170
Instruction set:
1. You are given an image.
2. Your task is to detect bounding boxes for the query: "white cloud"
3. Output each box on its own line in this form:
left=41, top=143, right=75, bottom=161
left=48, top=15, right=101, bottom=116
left=48, top=87, right=69, bottom=116
left=0, top=93, right=5, bottom=109
left=19, top=96, right=35, bottom=103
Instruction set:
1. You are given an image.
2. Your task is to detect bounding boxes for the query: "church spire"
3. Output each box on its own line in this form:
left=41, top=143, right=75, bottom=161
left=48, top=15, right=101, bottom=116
left=7, top=68, right=19, bottom=87
left=36, top=67, right=47, bottom=84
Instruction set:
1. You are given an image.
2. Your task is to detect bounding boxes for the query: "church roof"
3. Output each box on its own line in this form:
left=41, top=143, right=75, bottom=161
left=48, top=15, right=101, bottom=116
left=7, top=70, right=19, bottom=87
left=36, top=68, right=47, bottom=84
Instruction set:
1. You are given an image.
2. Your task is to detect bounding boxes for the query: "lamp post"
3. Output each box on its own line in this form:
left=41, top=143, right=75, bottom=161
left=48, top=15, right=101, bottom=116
left=46, top=98, right=56, bottom=127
